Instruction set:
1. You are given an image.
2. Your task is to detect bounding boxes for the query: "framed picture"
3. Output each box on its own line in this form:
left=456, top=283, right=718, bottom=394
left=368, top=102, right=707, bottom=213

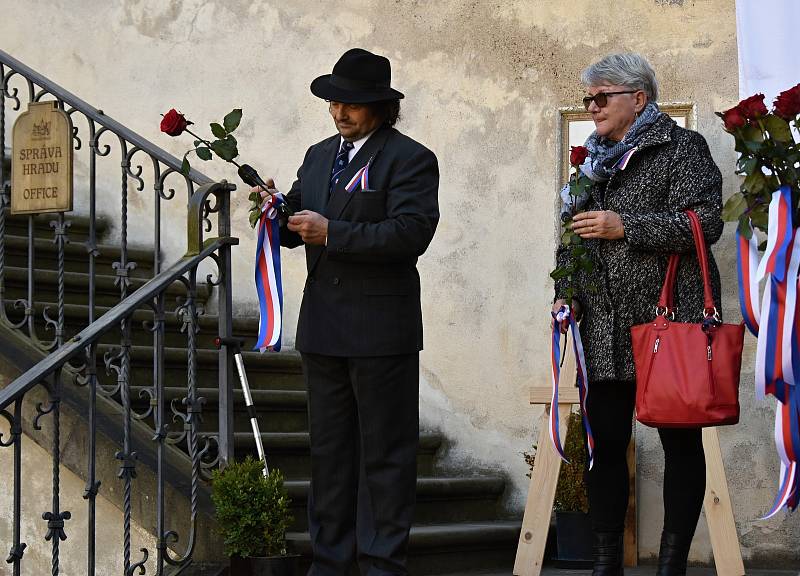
left=558, top=103, right=696, bottom=186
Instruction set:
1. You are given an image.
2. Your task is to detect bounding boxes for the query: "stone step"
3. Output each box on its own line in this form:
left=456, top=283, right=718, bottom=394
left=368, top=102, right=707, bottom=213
left=4, top=213, right=112, bottom=243
left=284, top=476, right=509, bottom=532
left=6, top=301, right=261, bottom=350
left=96, top=344, right=304, bottom=391
left=1, top=265, right=210, bottom=308
left=286, top=521, right=521, bottom=576
left=2, top=233, right=156, bottom=278
left=232, top=430, right=444, bottom=478
left=129, top=386, right=308, bottom=433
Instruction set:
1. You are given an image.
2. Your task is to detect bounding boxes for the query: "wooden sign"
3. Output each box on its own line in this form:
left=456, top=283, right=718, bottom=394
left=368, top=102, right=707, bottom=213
left=11, top=101, right=73, bottom=215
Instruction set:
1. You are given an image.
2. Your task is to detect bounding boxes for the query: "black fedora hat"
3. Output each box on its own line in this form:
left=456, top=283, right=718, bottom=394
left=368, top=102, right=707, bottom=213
left=310, top=48, right=404, bottom=104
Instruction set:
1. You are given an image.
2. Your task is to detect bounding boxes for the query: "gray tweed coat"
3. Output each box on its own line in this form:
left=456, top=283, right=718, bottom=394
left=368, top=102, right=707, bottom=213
left=554, top=114, right=723, bottom=383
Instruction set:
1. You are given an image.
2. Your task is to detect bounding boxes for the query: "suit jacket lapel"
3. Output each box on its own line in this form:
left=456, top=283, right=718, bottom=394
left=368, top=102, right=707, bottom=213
left=325, top=128, right=391, bottom=220
left=309, top=136, right=339, bottom=214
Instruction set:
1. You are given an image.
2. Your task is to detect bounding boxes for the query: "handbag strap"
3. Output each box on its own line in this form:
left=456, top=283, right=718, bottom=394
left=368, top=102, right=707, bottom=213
left=656, top=210, right=717, bottom=316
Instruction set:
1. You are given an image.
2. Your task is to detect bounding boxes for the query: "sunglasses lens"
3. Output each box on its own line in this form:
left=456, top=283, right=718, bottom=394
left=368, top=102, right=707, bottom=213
left=583, top=93, right=609, bottom=109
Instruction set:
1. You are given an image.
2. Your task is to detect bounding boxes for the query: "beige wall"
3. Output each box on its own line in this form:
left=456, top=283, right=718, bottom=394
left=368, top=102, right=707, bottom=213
left=2, top=0, right=797, bottom=565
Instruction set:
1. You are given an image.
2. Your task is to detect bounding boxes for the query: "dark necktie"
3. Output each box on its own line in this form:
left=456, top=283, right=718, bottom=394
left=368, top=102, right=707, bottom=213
left=330, top=140, right=354, bottom=193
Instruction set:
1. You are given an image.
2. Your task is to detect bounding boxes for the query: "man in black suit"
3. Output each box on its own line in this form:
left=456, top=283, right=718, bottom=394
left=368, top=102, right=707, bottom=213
left=260, top=48, right=439, bottom=576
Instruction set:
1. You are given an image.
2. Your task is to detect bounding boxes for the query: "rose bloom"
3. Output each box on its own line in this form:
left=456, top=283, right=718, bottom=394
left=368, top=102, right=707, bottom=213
left=570, top=145, right=589, bottom=166
left=722, top=106, right=747, bottom=131
left=774, top=84, right=800, bottom=120
left=737, top=94, right=768, bottom=120
left=160, top=109, right=190, bottom=136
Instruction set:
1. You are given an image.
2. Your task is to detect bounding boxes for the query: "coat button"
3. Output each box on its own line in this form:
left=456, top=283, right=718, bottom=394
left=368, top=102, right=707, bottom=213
left=308, top=277, right=315, bottom=284
left=332, top=277, right=340, bottom=286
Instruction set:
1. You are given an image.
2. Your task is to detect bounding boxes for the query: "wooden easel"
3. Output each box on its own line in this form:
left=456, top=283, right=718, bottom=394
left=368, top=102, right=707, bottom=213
left=513, top=351, right=745, bottom=576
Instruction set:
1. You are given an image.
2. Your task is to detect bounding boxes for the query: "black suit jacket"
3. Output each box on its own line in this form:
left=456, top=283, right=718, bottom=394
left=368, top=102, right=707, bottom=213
left=281, top=126, right=440, bottom=356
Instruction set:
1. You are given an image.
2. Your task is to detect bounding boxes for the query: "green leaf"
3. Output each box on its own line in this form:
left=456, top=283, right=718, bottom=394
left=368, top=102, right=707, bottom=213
left=249, top=209, right=260, bottom=229
left=750, top=207, right=769, bottom=231
left=211, top=138, right=239, bottom=162
left=196, top=147, right=212, bottom=161
left=764, top=114, right=794, bottom=143
left=743, top=170, right=767, bottom=195
left=721, top=192, right=747, bottom=222
left=550, top=268, right=570, bottom=280
left=210, top=122, right=227, bottom=139
left=737, top=215, right=753, bottom=239
left=741, top=124, right=764, bottom=143
left=224, top=108, right=243, bottom=133
left=737, top=156, right=758, bottom=175
left=180, top=155, right=191, bottom=176
left=193, top=140, right=203, bottom=147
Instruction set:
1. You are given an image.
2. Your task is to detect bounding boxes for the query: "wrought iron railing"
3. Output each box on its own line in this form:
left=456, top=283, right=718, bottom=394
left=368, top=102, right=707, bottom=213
left=0, top=49, right=238, bottom=576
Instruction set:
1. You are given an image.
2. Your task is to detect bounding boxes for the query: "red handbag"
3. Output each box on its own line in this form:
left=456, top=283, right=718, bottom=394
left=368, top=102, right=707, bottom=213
left=631, top=210, right=745, bottom=428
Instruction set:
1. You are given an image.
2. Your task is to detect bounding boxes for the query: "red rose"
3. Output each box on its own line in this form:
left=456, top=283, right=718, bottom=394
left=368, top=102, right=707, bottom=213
left=721, top=106, right=747, bottom=131
left=570, top=145, right=589, bottom=167
left=160, top=108, right=190, bottom=136
left=773, top=83, right=800, bottom=120
left=737, top=94, right=768, bottom=120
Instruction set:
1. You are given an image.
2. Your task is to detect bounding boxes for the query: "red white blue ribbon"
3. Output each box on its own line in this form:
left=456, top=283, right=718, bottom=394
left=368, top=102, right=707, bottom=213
left=254, top=194, right=284, bottom=352
left=736, top=185, right=800, bottom=515
left=615, top=146, right=638, bottom=171
left=344, top=157, right=372, bottom=193
left=736, top=221, right=760, bottom=336
left=549, top=305, right=594, bottom=469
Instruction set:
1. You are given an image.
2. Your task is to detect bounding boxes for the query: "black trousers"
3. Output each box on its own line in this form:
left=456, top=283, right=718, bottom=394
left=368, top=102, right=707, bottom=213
left=301, top=352, right=419, bottom=576
left=586, top=379, right=706, bottom=538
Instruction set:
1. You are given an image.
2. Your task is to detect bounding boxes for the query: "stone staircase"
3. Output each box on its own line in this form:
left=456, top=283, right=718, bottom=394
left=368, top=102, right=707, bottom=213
left=0, top=197, right=521, bottom=574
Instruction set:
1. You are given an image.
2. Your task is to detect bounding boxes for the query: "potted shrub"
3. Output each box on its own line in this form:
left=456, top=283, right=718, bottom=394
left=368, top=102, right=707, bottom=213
left=211, top=456, right=297, bottom=576
left=524, top=411, right=592, bottom=566
left=552, top=411, right=592, bottom=565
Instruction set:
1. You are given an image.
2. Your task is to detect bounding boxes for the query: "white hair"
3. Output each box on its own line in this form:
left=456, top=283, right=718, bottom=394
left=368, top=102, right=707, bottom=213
left=581, top=53, right=659, bottom=102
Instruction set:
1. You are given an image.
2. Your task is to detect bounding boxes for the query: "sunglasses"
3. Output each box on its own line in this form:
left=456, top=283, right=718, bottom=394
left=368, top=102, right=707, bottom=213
left=582, top=90, right=638, bottom=110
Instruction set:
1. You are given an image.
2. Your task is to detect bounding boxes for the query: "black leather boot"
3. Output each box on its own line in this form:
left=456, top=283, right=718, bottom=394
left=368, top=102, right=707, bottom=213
left=591, top=531, right=624, bottom=576
left=656, top=531, right=691, bottom=576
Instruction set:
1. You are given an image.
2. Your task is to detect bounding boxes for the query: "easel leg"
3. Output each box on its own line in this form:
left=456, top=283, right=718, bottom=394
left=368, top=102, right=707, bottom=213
left=624, top=433, right=638, bottom=567
left=702, top=427, right=745, bottom=576
left=513, top=404, right=572, bottom=576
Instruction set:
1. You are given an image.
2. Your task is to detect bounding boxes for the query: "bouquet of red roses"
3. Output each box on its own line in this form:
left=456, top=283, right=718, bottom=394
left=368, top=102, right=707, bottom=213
left=718, top=84, right=800, bottom=239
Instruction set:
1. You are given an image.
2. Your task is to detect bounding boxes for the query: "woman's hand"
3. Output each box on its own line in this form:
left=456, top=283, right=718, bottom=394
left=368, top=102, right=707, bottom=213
left=551, top=299, right=582, bottom=334
left=572, top=210, right=625, bottom=240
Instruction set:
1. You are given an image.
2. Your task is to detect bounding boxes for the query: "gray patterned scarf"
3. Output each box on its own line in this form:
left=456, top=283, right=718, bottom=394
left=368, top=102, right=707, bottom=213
left=560, top=102, right=663, bottom=218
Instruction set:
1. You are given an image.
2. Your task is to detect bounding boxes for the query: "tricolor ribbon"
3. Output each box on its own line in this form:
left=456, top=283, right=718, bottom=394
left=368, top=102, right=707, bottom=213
left=615, top=146, right=638, bottom=171
left=736, top=221, right=761, bottom=336
left=344, top=156, right=373, bottom=193
left=254, top=193, right=285, bottom=352
left=736, top=185, right=800, bottom=515
left=549, top=305, right=594, bottom=470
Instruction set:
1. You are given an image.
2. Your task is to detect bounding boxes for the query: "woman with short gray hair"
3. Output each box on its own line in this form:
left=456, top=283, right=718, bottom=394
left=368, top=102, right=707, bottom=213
left=552, top=53, right=723, bottom=576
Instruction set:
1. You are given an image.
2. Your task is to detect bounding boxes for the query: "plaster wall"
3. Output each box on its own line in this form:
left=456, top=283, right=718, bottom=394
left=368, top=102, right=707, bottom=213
left=1, top=0, right=797, bottom=565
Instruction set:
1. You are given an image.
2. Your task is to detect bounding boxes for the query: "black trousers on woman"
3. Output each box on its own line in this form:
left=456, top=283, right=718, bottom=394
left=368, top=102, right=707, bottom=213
left=586, top=379, right=706, bottom=538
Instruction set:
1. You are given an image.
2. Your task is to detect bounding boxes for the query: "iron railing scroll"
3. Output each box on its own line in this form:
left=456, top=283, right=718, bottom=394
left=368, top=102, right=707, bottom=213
left=0, top=48, right=238, bottom=576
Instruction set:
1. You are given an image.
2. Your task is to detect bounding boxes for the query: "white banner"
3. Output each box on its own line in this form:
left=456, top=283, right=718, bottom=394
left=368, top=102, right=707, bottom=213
left=736, top=0, right=800, bottom=101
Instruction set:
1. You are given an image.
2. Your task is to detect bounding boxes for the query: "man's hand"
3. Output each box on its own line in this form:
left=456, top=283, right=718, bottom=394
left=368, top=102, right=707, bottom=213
left=288, top=210, right=329, bottom=245
left=551, top=299, right=582, bottom=334
left=572, top=210, right=624, bottom=240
